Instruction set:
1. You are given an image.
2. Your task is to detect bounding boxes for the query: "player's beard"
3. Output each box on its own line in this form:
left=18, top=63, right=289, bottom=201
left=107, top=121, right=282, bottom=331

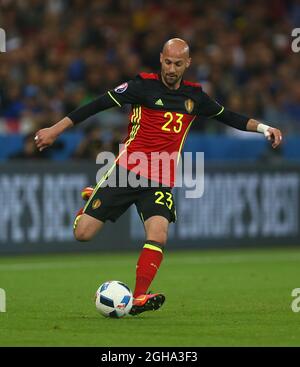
left=163, top=72, right=181, bottom=88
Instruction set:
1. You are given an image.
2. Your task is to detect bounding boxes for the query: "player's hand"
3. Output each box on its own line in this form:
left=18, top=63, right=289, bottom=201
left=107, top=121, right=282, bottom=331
left=265, top=127, right=282, bottom=149
left=34, top=127, right=58, bottom=151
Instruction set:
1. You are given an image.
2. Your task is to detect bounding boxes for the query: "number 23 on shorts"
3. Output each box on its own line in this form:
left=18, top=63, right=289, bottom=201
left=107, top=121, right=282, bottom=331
left=154, top=191, right=173, bottom=209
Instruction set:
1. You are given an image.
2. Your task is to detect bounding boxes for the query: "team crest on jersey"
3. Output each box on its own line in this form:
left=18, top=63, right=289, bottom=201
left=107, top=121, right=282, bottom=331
left=185, top=99, right=194, bottom=113
left=114, top=82, right=128, bottom=93
left=92, top=199, right=101, bottom=210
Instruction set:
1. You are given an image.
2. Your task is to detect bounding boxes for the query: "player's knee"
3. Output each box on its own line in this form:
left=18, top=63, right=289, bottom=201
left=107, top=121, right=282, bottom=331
left=74, top=227, right=92, bottom=242
left=145, top=216, right=169, bottom=246
left=155, top=235, right=167, bottom=246
left=147, top=231, right=168, bottom=246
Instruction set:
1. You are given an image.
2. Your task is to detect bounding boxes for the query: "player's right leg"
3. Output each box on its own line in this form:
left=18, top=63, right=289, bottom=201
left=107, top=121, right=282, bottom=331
left=73, top=212, right=104, bottom=242
left=73, top=187, right=105, bottom=241
left=74, top=176, right=133, bottom=242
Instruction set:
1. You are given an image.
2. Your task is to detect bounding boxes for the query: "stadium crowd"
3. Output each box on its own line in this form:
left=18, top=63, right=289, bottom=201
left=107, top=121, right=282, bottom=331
left=0, top=0, right=300, bottom=159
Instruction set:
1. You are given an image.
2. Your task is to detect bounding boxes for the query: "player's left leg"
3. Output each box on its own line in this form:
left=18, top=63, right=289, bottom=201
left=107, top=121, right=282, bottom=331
left=134, top=215, right=168, bottom=297
left=130, top=215, right=168, bottom=315
left=130, top=186, right=176, bottom=315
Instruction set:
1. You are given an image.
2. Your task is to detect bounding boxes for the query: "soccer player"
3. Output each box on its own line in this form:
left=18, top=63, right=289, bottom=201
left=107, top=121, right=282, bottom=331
left=34, top=38, right=282, bottom=315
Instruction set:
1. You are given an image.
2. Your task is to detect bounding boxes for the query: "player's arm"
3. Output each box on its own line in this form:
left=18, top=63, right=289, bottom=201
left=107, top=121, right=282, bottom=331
left=216, top=111, right=282, bottom=149
left=198, top=91, right=283, bottom=149
left=244, top=118, right=282, bottom=149
left=35, top=79, right=142, bottom=151
left=34, top=93, right=117, bottom=151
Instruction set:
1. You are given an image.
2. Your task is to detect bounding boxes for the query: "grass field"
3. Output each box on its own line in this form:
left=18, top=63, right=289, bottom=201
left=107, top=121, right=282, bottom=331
left=0, top=247, right=300, bottom=346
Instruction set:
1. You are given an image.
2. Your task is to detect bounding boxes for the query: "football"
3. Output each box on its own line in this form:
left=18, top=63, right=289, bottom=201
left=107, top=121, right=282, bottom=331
left=95, top=280, right=133, bottom=318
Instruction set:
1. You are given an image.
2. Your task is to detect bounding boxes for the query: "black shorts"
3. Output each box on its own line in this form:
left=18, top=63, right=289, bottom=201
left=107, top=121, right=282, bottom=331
left=83, top=165, right=176, bottom=223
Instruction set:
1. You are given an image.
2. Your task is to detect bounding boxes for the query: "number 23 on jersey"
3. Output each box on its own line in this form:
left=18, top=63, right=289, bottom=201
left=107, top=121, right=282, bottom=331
left=162, top=112, right=184, bottom=133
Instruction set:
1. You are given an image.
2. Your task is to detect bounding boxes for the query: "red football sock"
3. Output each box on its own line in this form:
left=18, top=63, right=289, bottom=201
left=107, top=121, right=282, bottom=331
left=133, top=241, right=164, bottom=298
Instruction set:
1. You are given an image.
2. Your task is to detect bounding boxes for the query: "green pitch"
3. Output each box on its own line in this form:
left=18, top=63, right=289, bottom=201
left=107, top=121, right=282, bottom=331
left=0, top=247, right=300, bottom=346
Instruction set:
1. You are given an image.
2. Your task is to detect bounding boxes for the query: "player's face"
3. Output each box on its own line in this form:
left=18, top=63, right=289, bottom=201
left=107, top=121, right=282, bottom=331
left=160, top=53, right=191, bottom=88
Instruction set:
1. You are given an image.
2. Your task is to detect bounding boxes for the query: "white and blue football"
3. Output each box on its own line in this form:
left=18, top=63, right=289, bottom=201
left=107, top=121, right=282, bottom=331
left=95, top=280, right=133, bottom=318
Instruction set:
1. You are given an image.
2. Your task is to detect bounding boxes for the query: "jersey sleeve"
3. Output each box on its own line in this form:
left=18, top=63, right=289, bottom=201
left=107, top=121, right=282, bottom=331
left=196, top=90, right=224, bottom=118
left=67, top=93, right=116, bottom=124
left=196, top=89, right=249, bottom=130
left=215, top=109, right=249, bottom=130
left=107, top=76, right=144, bottom=107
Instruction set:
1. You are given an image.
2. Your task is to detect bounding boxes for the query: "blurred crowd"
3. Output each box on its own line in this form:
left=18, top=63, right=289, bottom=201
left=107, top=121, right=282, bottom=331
left=0, top=0, right=300, bottom=160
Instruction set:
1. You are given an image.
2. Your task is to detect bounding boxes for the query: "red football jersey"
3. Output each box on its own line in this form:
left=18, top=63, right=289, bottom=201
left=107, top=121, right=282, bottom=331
left=108, top=73, right=223, bottom=187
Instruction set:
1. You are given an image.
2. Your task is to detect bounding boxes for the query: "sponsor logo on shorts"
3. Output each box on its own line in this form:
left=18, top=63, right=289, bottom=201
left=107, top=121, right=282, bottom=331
left=92, top=199, right=101, bottom=209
